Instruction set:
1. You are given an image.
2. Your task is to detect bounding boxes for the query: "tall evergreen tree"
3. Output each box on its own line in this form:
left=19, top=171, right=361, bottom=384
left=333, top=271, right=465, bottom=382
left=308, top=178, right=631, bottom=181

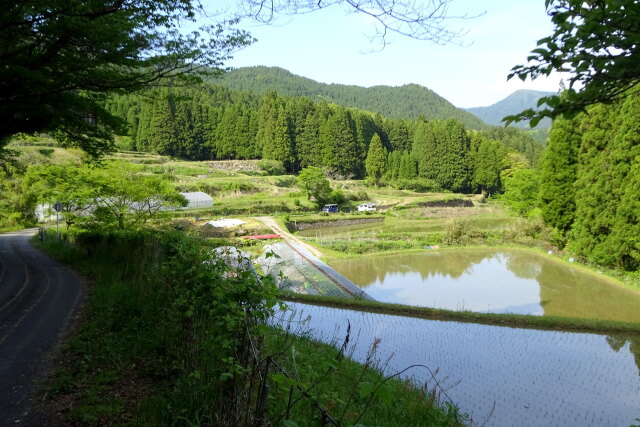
left=148, top=95, right=178, bottom=156
left=365, top=133, right=387, bottom=186
left=413, top=119, right=470, bottom=192
left=398, top=151, right=417, bottom=180
left=262, top=106, right=295, bottom=170
left=214, top=106, right=238, bottom=159
left=386, top=119, right=412, bottom=152
left=570, top=103, right=619, bottom=265
left=321, top=107, right=360, bottom=178
left=570, top=91, right=640, bottom=269
left=297, top=111, right=321, bottom=168
left=354, top=113, right=378, bottom=176
left=472, top=137, right=506, bottom=196
left=385, top=150, right=402, bottom=181
left=538, top=116, right=582, bottom=233
left=173, top=101, right=194, bottom=158
left=256, top=91, right=283, bottom=159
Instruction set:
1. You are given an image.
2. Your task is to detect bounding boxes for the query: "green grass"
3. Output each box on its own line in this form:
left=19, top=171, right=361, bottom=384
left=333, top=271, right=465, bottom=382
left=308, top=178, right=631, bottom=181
left=266, top=330, right=465, bottom=426
left=281, top=293, right=640, bottom=335
left=35, top=229, right=463, bottom=426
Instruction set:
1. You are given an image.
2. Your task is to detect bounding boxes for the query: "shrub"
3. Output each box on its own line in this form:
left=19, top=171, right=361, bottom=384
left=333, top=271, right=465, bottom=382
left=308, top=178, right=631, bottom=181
left=258, top=159, right=286, bottom=176
left=329, top=189, right=346, bottom=204
left=274, top=176, right=297, bottom=188
left=442, top=219, right=484, bottom=246
left=220, top=181, right=257, bottom=192
left=503, top=218, right=553, bottom=247
left=345, top=189, right=369, bottom=201
left=37, top=148, right=55, bottom=157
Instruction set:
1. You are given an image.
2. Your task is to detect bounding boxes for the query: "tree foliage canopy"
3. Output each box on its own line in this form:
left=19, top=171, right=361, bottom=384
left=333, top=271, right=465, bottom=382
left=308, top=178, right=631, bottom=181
left=501, top=168, right=540, bottom=217
left=23, top=162, right=187, bottom=230
left=536, top=87, right=640, bottom=269
left=0, top=0, right=252, bottom=156
left=507, top=0, right=640, bottom=126
left=297, top=166, right=331, bottom=205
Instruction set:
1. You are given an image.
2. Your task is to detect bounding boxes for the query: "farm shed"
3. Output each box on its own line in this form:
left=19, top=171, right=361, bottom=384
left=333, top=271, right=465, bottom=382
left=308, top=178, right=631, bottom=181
left=179, top=192, right=213, bottom=209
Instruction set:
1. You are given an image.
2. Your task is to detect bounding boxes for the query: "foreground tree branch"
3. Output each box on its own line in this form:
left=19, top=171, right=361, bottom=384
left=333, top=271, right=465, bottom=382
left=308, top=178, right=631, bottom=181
left=0, top=0, right=253, bottom=157
left=239, top=0, right=479, bottom=46
left=505, top=0, right=640, bottom=127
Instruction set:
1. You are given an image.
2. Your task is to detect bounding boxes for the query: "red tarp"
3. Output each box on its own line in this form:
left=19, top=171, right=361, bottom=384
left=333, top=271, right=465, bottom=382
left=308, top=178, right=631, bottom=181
left=243, top=234, right=281, bottom=240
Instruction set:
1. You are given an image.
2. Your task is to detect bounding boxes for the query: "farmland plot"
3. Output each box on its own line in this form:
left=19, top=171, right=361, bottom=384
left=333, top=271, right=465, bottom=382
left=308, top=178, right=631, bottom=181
left=276, top=303, right=640, bottom=427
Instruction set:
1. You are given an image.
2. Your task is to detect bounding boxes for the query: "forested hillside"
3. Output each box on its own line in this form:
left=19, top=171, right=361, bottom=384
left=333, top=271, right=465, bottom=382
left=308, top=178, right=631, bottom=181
left=217, top=66, right=487, bottom=130
left=538, top=88, right=640, bottom=270
left=104, top=82, right=543, bottom=193
left=466, top=90, right=555, bottom=129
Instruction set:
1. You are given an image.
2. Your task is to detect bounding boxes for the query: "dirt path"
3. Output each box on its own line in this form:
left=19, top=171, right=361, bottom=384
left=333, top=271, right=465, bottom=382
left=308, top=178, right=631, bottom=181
left=254, top=216, right=325, bottom=259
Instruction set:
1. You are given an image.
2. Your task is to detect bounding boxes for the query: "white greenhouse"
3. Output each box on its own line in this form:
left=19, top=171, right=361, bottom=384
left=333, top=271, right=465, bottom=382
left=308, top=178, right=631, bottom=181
left=179, top=192, right=214, bottom=209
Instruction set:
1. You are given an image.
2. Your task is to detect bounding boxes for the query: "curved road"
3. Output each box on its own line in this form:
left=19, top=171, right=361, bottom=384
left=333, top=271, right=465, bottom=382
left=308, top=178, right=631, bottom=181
left=0, top=229, right=83, bottom=426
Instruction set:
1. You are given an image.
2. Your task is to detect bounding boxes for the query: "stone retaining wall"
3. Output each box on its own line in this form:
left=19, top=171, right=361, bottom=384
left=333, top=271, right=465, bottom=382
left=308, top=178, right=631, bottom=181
left=208, top=160, right=261, bottom=172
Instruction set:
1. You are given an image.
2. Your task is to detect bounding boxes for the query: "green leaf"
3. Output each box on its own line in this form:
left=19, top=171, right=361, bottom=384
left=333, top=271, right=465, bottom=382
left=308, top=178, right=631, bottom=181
left=530, top=116, right=542, bottom=128
left=358, top=381, right=375, bottom=399
left=270, top=373, right=297, bottom=387
left=378, top=385, right=394, bottom=408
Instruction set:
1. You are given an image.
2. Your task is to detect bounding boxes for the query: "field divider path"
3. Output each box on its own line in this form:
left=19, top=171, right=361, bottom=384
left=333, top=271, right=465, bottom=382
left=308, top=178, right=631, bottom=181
left=254, top=217, right=372, bottom=300
left=254, top=216, right=323, bottom=258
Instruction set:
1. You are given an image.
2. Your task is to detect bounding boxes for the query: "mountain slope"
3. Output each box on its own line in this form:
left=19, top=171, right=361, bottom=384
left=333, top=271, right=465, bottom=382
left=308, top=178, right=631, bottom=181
left=466, top=90, right=555, bottom=129
left=217, top=66, right=487, bottom=130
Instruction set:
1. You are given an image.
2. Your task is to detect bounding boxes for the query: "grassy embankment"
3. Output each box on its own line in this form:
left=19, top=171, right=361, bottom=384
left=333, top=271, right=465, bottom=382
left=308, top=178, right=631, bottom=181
left=281, top=293, right=640, bottom=335
left=36, top=229, right=464, bottom=426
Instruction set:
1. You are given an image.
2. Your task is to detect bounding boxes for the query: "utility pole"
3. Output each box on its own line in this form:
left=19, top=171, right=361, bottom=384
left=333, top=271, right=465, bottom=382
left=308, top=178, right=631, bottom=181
left=53, top=202, right=63, bottom=237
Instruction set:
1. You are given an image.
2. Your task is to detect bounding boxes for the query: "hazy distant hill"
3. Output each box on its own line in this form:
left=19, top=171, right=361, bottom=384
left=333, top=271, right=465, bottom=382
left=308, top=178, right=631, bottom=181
left=217, top=66, right=487, bottom=130
left=466, top=90, right=556, bottom=129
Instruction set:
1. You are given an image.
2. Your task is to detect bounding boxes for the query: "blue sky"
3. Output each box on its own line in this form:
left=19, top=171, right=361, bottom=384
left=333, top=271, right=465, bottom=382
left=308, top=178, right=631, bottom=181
left=209, top=1, right=562, bottom=108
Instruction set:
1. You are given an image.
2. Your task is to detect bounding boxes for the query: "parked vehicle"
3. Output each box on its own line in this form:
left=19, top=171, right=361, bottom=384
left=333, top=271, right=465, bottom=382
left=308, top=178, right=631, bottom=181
left=321, top=204, right=339, bottom=213
left=357, top=203, right=377, bottom=212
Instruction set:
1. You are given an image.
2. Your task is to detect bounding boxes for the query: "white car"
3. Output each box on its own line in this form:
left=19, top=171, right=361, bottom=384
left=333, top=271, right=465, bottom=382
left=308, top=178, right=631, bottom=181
left=357, top=203, right=377, bottom=212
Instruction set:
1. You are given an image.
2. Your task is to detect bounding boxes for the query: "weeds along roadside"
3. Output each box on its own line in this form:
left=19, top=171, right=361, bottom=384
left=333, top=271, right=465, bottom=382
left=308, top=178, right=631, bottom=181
left=36, top=229, right=464, bottom=426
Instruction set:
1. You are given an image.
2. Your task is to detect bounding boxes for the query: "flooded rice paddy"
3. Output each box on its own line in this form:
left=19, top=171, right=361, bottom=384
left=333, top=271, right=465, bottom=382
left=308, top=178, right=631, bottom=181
left=328, top=249, right=640, bottom=323
left=278, top=303, right=640, bottom=427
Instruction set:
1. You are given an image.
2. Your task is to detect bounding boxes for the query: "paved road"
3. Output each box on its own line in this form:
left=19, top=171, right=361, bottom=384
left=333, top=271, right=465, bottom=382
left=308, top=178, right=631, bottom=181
left=0, top=230, right=84, bottom=426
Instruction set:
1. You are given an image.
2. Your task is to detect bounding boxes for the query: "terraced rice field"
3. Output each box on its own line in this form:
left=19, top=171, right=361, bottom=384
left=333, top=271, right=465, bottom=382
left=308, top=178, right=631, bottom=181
left=277, top=303, right=640, bottom=427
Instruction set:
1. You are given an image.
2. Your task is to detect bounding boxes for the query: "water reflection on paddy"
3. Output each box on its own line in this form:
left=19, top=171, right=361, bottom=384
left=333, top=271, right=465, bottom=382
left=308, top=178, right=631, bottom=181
left=328, top=249, right=640, bottom=323
left=279, top=303, right=640, bottom=427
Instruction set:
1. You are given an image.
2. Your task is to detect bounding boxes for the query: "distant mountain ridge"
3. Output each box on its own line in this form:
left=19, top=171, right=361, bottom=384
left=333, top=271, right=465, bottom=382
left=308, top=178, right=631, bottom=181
left=465, top=90, right=556, bottom=129
left=216, top=66, right=487, bottom=130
